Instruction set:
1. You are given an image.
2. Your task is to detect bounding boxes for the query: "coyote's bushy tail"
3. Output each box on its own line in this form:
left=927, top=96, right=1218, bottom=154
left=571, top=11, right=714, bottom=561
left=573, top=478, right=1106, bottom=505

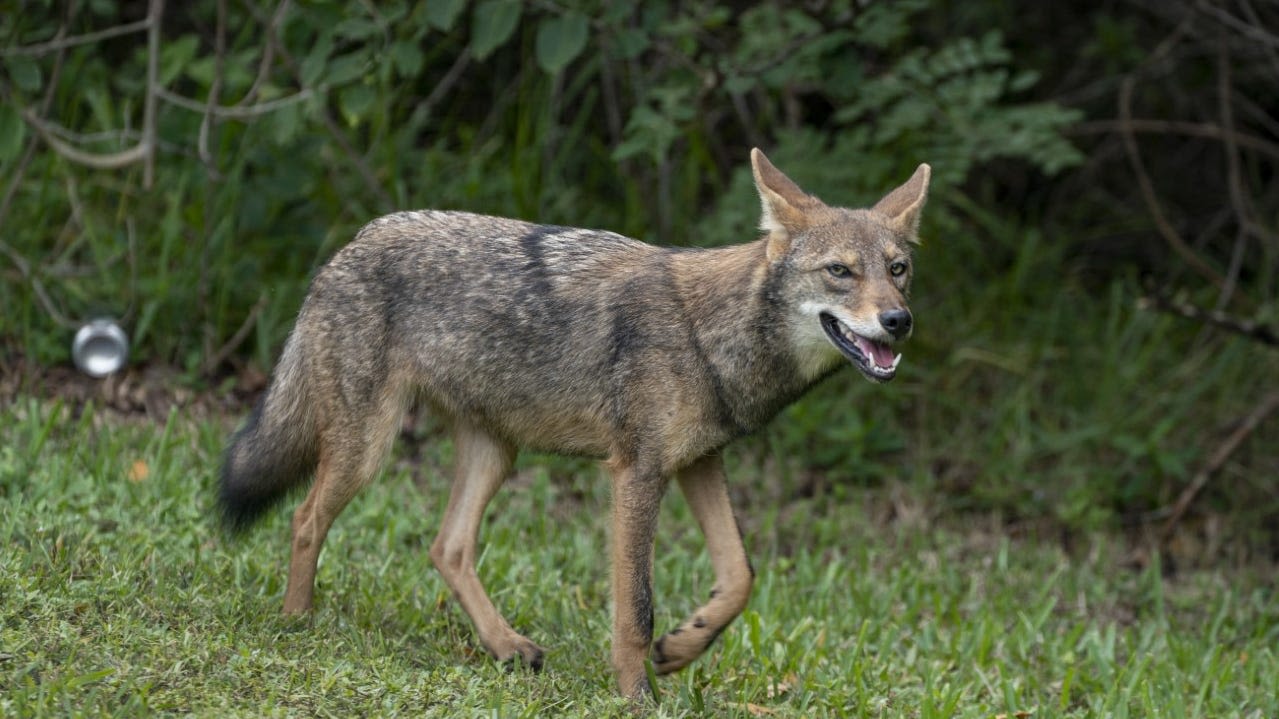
left=219, top=340, right=319, bottom=530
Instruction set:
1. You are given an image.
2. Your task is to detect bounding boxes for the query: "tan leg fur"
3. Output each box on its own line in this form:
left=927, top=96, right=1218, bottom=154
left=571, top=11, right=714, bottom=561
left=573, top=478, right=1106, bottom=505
left=652, top=454, right=754, bottom=674
left=429, top=422, right=544, bottom=668
left=282, top=390, right=405, bottom=614
left=607, top=458, right=665, bottom=699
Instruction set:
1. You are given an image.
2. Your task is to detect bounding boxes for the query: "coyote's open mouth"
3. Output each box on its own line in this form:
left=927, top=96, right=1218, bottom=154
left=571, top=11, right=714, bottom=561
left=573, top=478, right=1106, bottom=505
left=819, top=312, right=901, bottom=382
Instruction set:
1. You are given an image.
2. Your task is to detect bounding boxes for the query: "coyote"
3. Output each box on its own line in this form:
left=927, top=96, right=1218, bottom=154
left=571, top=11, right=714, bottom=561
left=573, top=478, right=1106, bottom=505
left=220, top=149, right=930, bottom=700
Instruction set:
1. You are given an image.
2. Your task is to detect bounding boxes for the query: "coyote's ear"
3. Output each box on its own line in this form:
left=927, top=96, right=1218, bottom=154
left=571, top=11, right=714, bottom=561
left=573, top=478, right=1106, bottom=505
left=751, top=148, right=824, bottom=261
left=872, top=163, right=931, bottom=240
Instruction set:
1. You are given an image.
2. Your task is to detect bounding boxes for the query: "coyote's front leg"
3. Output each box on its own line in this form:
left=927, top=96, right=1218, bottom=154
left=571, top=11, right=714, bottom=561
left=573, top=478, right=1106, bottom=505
left=607, top=457, right=665, bottom=700
left=651, top=454, right=754, bottom=675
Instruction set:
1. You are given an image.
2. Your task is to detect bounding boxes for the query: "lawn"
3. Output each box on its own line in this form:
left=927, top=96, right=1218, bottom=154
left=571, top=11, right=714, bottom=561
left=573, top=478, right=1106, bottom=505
left=1, top=396, right=1275, bottom=718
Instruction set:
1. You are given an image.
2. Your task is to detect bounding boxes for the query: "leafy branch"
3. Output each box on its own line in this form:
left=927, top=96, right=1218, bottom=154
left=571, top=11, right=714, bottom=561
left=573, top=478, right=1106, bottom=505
left=16, top=0, right=164, bottom=185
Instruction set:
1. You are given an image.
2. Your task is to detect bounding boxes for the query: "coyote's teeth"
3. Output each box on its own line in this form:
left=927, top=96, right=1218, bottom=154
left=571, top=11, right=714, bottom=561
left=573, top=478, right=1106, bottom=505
left=891, top=353, right=902, bottom=370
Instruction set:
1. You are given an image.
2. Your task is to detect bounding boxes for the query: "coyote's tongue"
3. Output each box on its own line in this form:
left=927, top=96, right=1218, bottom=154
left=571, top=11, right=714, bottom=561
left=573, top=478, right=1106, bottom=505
left=855, top=336, right=896, bottom=369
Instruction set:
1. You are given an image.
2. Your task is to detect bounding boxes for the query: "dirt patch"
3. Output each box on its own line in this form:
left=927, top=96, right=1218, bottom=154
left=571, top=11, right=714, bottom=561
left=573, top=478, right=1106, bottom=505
left=1, top=352, right=265, bottom=422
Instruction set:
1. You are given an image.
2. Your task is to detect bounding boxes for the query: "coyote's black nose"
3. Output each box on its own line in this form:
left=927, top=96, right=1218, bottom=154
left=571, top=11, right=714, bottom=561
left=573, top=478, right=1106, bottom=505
left=878, top=309, right=913, bottom=339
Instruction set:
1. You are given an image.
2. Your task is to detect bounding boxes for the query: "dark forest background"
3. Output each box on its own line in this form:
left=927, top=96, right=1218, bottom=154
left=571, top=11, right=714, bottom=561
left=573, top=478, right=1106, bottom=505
left=2, top=0, right=1276, bottom=553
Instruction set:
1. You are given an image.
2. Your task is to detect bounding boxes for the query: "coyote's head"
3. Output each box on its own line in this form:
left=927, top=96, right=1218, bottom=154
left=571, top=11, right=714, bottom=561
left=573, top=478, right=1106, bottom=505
left=751, top=149, right=931, bottom=384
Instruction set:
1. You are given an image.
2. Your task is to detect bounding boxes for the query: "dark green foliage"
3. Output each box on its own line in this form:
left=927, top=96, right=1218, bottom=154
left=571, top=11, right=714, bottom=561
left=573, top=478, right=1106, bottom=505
left=0, top=0, right=1080, bottom=367
left=1, top=1, right=1275, bottom=535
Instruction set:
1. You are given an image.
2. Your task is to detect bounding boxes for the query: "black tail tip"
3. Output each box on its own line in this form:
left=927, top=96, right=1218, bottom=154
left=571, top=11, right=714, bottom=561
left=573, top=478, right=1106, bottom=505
left=217, top=398, right=313, bottom=533
left=218, top=484, right=269, bottom=534
left=217, top=461, right=287, bottom=534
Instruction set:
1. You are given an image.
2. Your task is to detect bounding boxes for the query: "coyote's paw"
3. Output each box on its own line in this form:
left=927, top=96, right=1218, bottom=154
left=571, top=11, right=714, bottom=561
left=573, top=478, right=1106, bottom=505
left=489, top=634, right=546, bottom=672
left=651, top=622, right=719, bottom=675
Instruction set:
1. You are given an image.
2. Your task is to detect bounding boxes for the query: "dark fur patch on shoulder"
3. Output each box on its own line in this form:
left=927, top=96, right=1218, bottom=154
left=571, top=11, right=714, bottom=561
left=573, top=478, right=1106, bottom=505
left=518, top=226, right=564, bottom=289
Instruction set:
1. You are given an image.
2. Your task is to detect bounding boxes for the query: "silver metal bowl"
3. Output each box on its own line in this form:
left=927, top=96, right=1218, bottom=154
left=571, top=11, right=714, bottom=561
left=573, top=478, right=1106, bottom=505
left=72, top=318, right=129, bottom=378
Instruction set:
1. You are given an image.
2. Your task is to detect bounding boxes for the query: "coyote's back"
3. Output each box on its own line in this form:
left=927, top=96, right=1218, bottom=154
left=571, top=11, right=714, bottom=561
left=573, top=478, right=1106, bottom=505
left=223, top=211, right=655, bottom=523
left=219, top=149, right=931, bottom=702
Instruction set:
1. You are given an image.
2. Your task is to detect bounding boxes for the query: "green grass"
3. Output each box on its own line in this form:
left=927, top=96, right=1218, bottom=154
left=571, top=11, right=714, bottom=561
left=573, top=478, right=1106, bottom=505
left=2, top=399, right=1275, bottom=718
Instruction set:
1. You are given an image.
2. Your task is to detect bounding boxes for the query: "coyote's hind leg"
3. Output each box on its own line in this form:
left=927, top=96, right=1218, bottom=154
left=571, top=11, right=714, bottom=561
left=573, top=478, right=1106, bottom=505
left=429, top=421, right=544, bottom=669
left=284, top=388, right=405, bottom=614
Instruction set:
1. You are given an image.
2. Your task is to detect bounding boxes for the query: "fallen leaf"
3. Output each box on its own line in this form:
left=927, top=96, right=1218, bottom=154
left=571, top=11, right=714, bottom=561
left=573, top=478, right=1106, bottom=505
left=128, top=459, right=149, bottom=482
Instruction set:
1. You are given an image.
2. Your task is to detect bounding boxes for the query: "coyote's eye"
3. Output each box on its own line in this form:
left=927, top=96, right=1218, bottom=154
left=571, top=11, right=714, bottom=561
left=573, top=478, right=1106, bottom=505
left=889, top=260, right=908, bottom=277
left=827, top=264, right=851, bottom=278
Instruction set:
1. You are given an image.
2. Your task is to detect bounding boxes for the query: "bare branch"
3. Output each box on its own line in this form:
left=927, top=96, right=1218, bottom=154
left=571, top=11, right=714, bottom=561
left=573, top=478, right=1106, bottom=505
left=239, top=0, right=293, bottom=105
left=17, top=0, right=164, bottom=186
left=0, top=18, right=150, bottom=57
left=156, top=86, right=315, bottom=119
left=243, top=0, right=392, bottom=211
left=0, top=12, right=72, bottom=227
left=729, top=91, right=767, bottom=151
left=1198, top=1, right=1279, bottom=48
left=1159, top=390, right=1279, bottom=542
left=23, top=109, right=152, bottom=170
left=201, top=293, right=269, bottom=376
left=1238, top=0, right=1279, bottom=80
left=1138, top=290, right=1279, bottom=347
left=1118, top=78, right=1226, bottom=287
left=1068, top=119, right=1279, bottom=164
left=598, top=40, right=624, bottom=146
left=1116, top=9, right=1226, bottom=287
left=0, top=239, right=77, bottom=328
left=197, top=0, right=229, bottom=170
left=142, top=0, right=163, bottom=187
left=1215, top=36, right=1250, bottom=309
left=418, top=50, right=472, bottom=119
left=0, top=12, right=81, bottom=330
